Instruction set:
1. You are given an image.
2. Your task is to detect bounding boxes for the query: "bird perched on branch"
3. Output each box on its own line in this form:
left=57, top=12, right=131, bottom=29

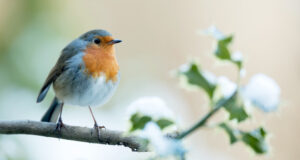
left=36, top=29, right=122, bottom=139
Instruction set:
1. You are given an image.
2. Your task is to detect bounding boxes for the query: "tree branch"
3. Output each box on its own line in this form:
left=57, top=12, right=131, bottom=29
left=0, top=120, right=147, bottom=152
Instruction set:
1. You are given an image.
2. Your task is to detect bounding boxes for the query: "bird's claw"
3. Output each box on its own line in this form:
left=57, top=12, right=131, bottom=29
left=93, top=123, right=105, bottom=142
left=54, top=117, right=65, bottom=137
left=98, top=125, right=105, bottom=130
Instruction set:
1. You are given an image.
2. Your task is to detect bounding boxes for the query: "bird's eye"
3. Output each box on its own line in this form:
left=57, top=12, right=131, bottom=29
left=93, top=38, right=101, bottom=44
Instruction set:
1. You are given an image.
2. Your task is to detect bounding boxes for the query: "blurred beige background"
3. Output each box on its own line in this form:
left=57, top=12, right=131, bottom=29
left=0, top=0, right=299, bottom=160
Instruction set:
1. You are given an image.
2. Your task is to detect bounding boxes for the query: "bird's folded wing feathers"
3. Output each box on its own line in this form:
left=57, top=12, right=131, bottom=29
left=36, top=65, right=63, bottom=103
left=36, top=44, right=80, bottom=103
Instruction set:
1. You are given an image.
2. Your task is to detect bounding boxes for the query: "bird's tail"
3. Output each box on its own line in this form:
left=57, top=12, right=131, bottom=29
left=41, top=97, right=62, bottom=122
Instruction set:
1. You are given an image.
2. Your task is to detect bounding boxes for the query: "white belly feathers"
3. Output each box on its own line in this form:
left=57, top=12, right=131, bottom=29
left=53, top=52, right=120, bottom=107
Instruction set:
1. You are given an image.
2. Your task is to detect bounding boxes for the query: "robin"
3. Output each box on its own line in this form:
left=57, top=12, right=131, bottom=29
left=37, top=29, right=122, bottom=139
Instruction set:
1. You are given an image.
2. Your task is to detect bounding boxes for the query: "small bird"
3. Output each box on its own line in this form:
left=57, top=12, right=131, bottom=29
left=37, top=29, right=121, bottom=139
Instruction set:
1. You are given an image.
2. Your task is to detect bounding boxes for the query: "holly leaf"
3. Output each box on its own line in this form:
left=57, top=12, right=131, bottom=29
left=215, top=36, right=233, bottom=60
left=219, top=123, right=268, bottom=154
left=156, top=118, right=174, bottom=130
left=241, top=127, right=268, bottom=154
left=129, top=113, right=152, bottom=132
left=219, top=123, right=238, bottom=144
left=209, top=28, right=243, bottom=69
left=179, top=63, right=216, bottom=98
left=223, top=94, right=248, bottom=122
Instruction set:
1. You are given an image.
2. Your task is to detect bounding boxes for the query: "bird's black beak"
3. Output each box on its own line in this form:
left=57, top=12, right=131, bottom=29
left=108, top=39, right=122, bottom=45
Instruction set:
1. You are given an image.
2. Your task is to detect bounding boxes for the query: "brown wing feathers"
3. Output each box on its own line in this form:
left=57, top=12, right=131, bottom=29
left=36, top=44, right=79, bottom=103
left=36, top=66, right=62, bottom=103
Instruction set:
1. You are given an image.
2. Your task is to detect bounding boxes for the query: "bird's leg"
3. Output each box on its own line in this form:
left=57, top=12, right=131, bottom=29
left=88, top=106, right=105, bottom=142
left=55, top=103, right=65, bottom=133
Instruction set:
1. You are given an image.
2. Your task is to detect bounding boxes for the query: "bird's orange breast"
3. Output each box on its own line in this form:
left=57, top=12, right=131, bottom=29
left=83, top=43, right=119, bottom=82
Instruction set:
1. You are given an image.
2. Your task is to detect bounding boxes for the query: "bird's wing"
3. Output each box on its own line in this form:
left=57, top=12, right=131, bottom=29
left=36, top=63, right=64, bottom=103
left=36, top=45, right=78, bottom=103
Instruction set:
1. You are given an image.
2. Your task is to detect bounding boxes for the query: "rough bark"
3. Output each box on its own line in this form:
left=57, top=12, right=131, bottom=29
left=0, top=120, right=147, bottom=152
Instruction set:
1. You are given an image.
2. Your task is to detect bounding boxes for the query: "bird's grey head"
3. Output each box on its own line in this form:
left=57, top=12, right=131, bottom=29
left=79, top=30, right=112, bottom=42
left=63, top=29, right=121, bottom=53
left=78, top=29, right=121, bottom=45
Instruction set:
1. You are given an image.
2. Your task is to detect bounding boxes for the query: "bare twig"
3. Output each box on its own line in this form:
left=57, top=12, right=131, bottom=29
left=0, top=120, right=147, bottom=152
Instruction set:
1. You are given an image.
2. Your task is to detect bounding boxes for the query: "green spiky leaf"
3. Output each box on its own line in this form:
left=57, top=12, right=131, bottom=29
left=215, top=36, right=233, bottom=60
left=219, top=123, right=268, bottom=154
left=129, top=113, right=152, bottom=132
left=156, top=118, right=174, bottom=130
left=223, top=94, right=248, bottom=122
left=241, top=127, right=268, bottom=154
left=179, top=63, right=216, bottom=98
left=219, top=123, right=238, bottom=144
